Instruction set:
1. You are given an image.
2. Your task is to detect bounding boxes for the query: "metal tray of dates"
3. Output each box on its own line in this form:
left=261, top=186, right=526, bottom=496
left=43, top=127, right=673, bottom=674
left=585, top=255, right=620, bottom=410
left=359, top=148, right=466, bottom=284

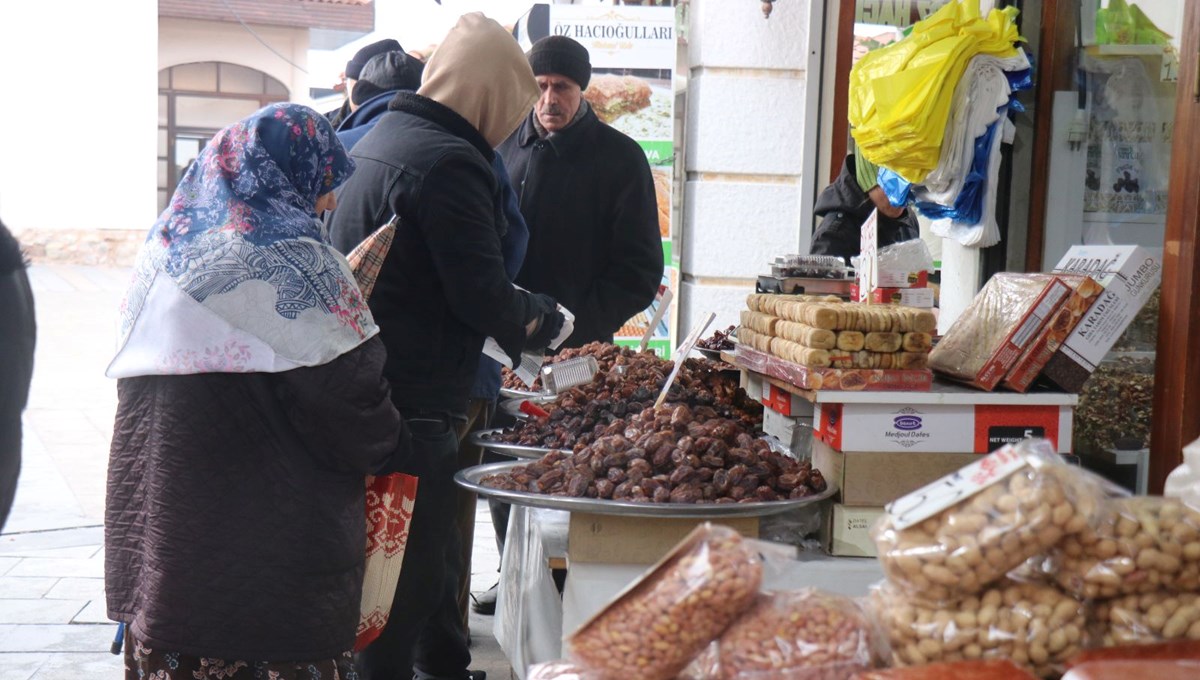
left=499, top=386, right=549, bottom=400
left=455, top=461, right=837, bottom=518
left=469, top=427, right=555, bottom=459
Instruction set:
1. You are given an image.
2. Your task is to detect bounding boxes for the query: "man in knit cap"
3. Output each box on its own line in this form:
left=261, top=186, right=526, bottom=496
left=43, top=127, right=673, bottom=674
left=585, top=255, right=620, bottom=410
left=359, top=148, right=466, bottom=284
left=325, top=38, right=403, bottom=128
left=498, top=35, right=661, bottom=349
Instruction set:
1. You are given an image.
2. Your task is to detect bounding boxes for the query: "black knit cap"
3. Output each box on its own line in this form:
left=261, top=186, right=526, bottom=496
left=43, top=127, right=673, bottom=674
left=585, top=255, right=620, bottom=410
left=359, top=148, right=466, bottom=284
left=351, top=52, right=424, bottom=106
left=345, top=38, right=403, bottom=80
left=528, top=36, right=591, bottom=91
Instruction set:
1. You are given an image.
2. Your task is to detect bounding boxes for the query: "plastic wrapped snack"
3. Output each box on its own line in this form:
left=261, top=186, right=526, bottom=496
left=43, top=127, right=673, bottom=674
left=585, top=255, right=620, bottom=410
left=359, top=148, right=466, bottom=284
left=872, top=439, right=1107, bottom=605
left=1093, top=591, right=1200, bottom=646
left=929, top=273, right=1074, bottom=390
left=873, top=580, right=1086, bottom=679
left=692, top=588, right=888, bottom=679
left=851, top=659, right=1038, bottom=680
left=567, top=523, right=763, bottom=680
left=1046, top=496, right=1200, bottom=599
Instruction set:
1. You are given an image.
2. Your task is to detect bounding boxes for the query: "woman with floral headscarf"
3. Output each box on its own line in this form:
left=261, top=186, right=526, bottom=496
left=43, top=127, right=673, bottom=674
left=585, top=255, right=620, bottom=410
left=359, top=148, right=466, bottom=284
left=105, top=103, right=409, bottom=680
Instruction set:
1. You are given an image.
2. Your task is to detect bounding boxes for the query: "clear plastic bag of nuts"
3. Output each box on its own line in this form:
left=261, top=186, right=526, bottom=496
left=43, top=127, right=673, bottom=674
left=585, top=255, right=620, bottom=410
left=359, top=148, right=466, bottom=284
left=688, top=588, right=890, bottom=679
left=566, top=523, right=764, bottom=680
left=871, top=580, right=1087, bottom=679
left=1038, top=496, right=1200, bottom=600
left=1092, top=591, right=1200, bottom=646
left=871, top=439, right=1115, bottom=605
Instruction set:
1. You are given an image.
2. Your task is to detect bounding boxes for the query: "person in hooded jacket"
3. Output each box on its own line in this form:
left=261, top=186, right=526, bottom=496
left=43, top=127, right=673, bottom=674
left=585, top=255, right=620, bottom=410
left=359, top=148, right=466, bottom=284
left=337, top=50, right=425, bottom=152
left=105, top=103, right=411, bottom=680
left=327, top=14, right=561, bottom=680
left=0, top=219, right=35, bottom=532
left=810, top=153, right=919, bottom=263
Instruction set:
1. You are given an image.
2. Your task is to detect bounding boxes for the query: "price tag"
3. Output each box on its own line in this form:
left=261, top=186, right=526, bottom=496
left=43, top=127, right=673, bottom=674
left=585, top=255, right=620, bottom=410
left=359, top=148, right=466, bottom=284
left=654, top=312, right=716, bottom=409
left=885, top=444, right=1028, bottom=530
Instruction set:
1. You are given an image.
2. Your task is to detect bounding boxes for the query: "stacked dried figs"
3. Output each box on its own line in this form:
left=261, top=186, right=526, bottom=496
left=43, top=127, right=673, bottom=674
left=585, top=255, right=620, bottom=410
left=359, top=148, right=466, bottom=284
left=480, top=405, right=825, bottom=504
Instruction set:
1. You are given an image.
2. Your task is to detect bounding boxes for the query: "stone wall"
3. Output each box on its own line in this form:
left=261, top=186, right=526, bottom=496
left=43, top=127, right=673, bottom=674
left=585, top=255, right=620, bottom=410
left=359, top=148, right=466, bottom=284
left=681, top=0, right=816, bottom=334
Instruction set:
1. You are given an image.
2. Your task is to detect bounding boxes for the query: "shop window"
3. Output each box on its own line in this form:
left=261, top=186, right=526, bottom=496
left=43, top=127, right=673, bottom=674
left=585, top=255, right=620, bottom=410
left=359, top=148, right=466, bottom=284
left=157, top=62, right=289, bottom=213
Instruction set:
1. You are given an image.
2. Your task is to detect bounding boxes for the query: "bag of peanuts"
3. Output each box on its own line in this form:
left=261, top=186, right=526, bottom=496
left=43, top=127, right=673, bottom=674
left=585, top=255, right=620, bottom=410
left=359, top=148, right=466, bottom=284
left=566, top=523, right=763, bottom=680
left=1039, top=496, right=1200, bottom=599
left=871, top=439, right=1114, bottom=605
left=1092, top=591, right=1200, bottom=646
left=689, top=588, right=889, bottom=679
left=871, top=580, right=1087, bottom=679
left=850, top=659, right=1038, bottom=679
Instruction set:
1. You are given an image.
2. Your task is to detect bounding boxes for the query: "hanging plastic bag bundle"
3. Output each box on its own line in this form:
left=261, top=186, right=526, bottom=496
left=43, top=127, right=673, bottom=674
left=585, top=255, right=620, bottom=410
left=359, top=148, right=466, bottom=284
left=848, top=0, right=1024, bottom=183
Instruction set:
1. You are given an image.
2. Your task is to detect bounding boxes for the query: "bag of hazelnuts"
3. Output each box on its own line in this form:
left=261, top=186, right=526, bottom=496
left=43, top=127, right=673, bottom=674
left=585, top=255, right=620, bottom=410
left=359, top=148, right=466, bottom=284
left=870, top=439, right=1120, bottom=607
left=566, top=523, right=764, bottom=680
left=687, top=588, right=891, bottom=680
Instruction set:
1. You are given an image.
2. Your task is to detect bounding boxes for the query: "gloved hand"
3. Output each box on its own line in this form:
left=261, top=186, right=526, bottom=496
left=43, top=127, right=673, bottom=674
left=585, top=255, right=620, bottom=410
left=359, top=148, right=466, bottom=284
left=525, top=294, right=565, bottom=350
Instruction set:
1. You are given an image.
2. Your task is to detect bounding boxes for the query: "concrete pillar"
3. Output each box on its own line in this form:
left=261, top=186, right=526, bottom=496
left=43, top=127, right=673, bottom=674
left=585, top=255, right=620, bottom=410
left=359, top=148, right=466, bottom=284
left=681, top=0, right=820, bottom=334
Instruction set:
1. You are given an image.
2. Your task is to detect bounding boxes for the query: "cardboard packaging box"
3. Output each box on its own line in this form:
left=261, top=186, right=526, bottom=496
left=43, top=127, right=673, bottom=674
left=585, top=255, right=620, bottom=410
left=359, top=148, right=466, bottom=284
left=814, top=401, right=1073, bottom=453
left=763, top=404, right=815, bottom=458
left=812, top=439, right=980, bottom=506
left=931, top=273, right=1075, bottom=391
left=567, top=513, right=759, bottom=565
left=822, top=504, right=885, bottom=557
left=850, top=285, right=936, bottom=308
left=1002, top=274, right=1104, bottom=393
left=761, top=383, right=814, bottom=417
left=1041, top=245, right=1163, bottom=392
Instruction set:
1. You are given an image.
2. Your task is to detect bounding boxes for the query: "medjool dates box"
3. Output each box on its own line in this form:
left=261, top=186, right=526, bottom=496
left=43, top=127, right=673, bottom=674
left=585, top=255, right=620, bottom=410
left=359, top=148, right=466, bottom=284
left=1041, top=245, right=1162, bottom=392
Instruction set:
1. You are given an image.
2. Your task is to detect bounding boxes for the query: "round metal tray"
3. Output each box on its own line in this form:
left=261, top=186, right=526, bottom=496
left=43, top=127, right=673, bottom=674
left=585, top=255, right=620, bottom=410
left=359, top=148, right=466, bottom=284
left=455, top=460, right=837, bottom=518
left=468, top=428, right=557, bottom=459
left=497, top=395, right=557, bottom=421
left=693, top=347, right=725, bottom=361
left=499, top=386, right=547, bottom=400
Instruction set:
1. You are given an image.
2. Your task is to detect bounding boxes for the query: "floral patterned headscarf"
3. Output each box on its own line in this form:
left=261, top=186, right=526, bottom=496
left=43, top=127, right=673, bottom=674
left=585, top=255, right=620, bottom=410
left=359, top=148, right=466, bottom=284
left=108, top=103, right=377, bottom=378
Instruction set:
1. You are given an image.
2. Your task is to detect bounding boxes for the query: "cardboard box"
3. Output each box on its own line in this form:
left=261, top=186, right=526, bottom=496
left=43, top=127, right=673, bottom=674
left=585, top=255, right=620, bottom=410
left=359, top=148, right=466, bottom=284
left=567, top=513, right=759, bottom=564
left=877, top=269, right=930, bottom=289
left=1002, top=275, right=1104, bottom=393
left=1042, top=245, right=1163, bottom=392
left=850, top=285, right=935, bottom=308
left=762, top=383, right=814, bottom=417
left=978, top=275, right=1075, bottom=390
left=815, top=401, right=1073, bottom=453
left=823, top=504, right=885, bottom=557
left=763, top=405, right=814, bottom=457
left=812, top=439, right=980, bottom=506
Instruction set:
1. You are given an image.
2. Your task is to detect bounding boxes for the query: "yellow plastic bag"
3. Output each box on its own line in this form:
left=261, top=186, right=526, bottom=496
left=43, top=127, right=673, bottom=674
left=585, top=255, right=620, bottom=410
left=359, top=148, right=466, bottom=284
left=849, top=0, right=1023, bottom=183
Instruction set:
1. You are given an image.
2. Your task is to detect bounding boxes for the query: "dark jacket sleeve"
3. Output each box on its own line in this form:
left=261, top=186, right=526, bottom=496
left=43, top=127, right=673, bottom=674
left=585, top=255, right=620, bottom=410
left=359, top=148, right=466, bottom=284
left=413, top=150, right=535, bottom=364
left=493, top=153, right=529, bottom=280
left=272, top=337, right=408, bottom=475
left=0, top=249, right=34, bottom=531
left=579, top=150, right=663, bottom=340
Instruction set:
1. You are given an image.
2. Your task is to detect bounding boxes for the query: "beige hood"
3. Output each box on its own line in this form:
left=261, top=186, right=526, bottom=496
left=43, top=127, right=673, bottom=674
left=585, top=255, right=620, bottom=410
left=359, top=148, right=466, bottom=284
left=417, top=13, right=539, bottom=148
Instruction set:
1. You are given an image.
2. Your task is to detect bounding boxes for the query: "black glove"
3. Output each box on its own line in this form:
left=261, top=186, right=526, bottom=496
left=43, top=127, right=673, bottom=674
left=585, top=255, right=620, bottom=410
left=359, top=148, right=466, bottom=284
left=526, top=294, right=565, bottom=350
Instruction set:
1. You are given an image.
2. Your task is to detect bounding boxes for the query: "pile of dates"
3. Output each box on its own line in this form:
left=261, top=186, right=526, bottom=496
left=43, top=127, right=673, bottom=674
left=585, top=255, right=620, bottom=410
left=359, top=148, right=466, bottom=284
left=501, top=342, right=641, bottom=392
left=697, top=325, right=737, bottom=352
left=481, top=405, right=825, bottom=504
left=493, top=355, right=761, bottom=449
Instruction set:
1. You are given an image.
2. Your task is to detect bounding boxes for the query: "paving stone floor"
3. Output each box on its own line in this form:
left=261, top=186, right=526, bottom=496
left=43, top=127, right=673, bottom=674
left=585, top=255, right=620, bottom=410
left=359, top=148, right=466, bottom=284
left=0, top=266, right=514, bottom=679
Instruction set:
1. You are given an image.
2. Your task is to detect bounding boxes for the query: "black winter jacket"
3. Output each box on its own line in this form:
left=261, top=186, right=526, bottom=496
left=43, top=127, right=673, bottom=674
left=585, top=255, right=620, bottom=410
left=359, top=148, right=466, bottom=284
left=328, top=93, right=540, bottom=416
left=106, top=339, right=404, bottom=661
left=498, top=107, right=662, bottom=348
left=810, top=155, right=920, bottom=264
left=0, top=221, right=34, bottom=531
